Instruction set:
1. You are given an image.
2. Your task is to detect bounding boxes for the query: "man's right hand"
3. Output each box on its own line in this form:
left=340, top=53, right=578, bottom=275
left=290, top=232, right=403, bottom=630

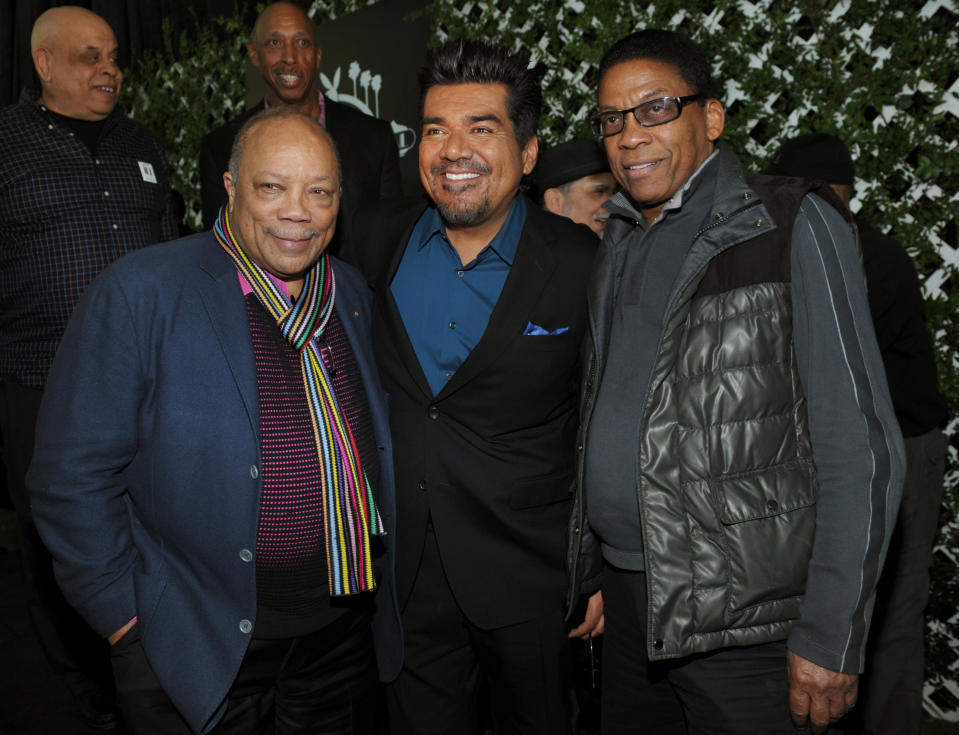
left=787, top=650, right=858, bottom=733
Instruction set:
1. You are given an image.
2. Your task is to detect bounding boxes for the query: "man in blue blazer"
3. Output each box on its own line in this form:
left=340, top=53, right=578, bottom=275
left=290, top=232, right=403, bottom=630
left=28, top=107, right=399, bottom=734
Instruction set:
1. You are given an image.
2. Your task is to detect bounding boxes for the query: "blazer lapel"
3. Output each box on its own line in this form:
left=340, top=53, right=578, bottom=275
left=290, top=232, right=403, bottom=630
left=376, top=204, right=435, bottom=400
left=332, top=263, right=396, bottom=535
left=334, top=261, right=389, bottom=441
left=439, top=204, right=557, bottom=396
left=196, top=237, right=258, bottom=432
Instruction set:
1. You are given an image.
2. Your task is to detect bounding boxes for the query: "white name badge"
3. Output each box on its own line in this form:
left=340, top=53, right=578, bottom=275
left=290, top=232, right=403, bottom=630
left=138, top=161, right=157, bottom=184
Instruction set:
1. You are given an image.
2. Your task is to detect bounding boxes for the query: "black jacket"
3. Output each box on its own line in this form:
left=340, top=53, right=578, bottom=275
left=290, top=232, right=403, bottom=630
left=857, top=219, right=948, bottom=436
left=354, top=196, right=597, bottom=627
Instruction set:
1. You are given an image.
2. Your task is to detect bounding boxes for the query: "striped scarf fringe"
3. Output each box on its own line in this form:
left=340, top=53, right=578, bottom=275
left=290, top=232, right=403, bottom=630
left=214, top=207, right=383, bottom=596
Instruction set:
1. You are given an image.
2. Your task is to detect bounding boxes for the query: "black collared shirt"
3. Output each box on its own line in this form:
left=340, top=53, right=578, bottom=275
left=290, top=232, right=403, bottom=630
left=0, top=89, right=178, bottom=388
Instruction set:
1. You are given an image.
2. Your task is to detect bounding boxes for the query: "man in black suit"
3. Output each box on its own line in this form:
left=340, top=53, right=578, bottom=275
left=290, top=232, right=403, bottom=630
left=199, top=1, right=400, bottom=257
left=351, top=40, right=602, bottom=735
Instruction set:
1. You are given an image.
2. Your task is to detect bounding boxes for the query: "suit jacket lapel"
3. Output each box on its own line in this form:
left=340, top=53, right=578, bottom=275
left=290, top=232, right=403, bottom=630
left=332, top=261, right=397, bottom=539
left=334, top=260, right=390, bottom=446
left=197, top=236, right=258, bottom=432
left=439, top=204, right=557, bottom=396
left=377, top=203, right=435, bottom=400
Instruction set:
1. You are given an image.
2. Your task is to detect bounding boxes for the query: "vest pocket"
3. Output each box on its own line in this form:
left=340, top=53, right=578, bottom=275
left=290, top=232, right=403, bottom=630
left=712, top=460, right=816, bottom=615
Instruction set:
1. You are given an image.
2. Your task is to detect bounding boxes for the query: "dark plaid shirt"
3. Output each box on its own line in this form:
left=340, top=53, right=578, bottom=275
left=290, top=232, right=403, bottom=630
left=0, top=89, right=178, bottom=388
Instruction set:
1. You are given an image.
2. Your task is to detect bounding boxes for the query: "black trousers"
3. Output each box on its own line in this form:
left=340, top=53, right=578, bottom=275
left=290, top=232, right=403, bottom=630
left=387, top=524, right=571, bottom=735
left=110, top=609, right=381, bottom=734
left=601, top=564, right=798, bottom=735
left=0, top=380, right=114, bottom=687
left=847, top=429, right=947, bottom=735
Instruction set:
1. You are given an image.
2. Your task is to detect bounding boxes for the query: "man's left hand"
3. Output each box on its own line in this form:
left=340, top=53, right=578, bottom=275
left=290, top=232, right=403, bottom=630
left=787, top=650, right=858, bottom=733
left=568, top=590, right=604, bottom=639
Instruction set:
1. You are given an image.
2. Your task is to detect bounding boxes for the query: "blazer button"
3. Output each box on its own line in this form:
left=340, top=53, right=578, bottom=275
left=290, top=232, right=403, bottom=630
left=239, top=619, right=252, bottom=634
left=239, top=549, right=253, bottom=563
left=766, top=499, right=779, bottom=512
left=428, top=406, right=440, bottom=420
left=418, top=480, right=428, bottom=491
left=653, top=639, right=664, bottom=650
left=250, top=465, right=259, bottom=479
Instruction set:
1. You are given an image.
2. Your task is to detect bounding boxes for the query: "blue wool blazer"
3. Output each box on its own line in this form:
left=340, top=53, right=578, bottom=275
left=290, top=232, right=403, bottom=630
left=27, top=232, right=400, bottom=734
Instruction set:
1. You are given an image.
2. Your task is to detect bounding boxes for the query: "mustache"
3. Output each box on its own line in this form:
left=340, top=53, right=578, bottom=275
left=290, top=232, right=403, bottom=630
left=266, top=227, right=318, bottom=240
left=431, top=159, right=491, bottom=176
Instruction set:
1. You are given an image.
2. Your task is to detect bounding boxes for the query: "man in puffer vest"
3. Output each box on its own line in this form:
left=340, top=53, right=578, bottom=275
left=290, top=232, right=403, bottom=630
left=567, top=29, right=905, bottom=734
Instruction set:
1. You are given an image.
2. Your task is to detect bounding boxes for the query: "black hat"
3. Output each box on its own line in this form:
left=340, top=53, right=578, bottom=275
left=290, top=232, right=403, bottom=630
left=762, top=132, right=855, bottom=185
left=535, top=139, right=610, bottom=194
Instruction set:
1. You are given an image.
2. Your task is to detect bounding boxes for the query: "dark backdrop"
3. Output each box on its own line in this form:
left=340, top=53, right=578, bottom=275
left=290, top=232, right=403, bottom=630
left=2, top=1, right=255, bottom=107
left=3, top=0, right=427, bottom=192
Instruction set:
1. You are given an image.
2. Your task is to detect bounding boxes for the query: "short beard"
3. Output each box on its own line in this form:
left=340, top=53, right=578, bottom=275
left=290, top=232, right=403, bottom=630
left=435, top=194, right=491, bottom=226
left=431, top=158, right=491, bottom=226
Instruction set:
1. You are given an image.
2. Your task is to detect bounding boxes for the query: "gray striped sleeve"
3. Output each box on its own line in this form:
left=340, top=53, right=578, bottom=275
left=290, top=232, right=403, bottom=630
left=786, top=193, right=905, bottom=674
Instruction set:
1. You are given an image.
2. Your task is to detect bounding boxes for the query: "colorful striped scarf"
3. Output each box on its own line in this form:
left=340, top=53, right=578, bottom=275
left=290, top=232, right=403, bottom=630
left=214, top=207, right=383, bottom=596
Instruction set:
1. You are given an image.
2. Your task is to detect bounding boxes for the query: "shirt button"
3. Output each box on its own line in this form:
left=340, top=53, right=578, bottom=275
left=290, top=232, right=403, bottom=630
left=456, top=270, right=465, bottom=278
left=250, top=465, right=259, bottom=479
left=103, top=191, right=110, bottom=197
left=47, top=124, right=54, bottom=130
left=448, top=321, right=456, bottom=330
left=95, top=159, right=101, bottom=165
left=444, top=372, right=452, bottom=381
left=239, top=549, right=253, bottom=563
left=112, top=224, right=118, bottom=230
left=239, top=619, right=252, bottom=634
left=428, top=406, right=440, bottom=420
left=418, top=480, right=427, bottom=491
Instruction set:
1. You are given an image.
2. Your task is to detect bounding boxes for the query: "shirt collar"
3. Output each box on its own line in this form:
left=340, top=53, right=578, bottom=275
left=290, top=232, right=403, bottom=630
left=607, top=147, right=720, bottom=230
left=417, top=195, right=526, bottom=266
left=237, top=268, right=291, bottom=299
left=264, top=89, right=327, bottom=128
left=658, top=147, right=719, bottom=218
left=25, top=87, right=122, bottom=126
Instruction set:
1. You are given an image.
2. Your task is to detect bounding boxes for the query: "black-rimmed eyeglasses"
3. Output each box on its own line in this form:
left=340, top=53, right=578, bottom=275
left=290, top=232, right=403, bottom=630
left=589, top=95, right=702, bottom=138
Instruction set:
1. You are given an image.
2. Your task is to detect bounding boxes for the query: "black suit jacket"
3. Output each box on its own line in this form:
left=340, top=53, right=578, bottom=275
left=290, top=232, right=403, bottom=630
left=353, top=196, right=597, bottom=629
left=199, top=98, right=401, bottom=258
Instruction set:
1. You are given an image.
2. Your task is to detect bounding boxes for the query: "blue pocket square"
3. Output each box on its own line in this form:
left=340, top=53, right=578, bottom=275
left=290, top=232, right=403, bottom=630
left=523, top=320, right=569, bottom=336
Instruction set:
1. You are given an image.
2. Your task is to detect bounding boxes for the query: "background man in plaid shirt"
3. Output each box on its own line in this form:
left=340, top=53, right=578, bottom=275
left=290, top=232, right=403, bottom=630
left=0, top=6, right=177, bottom=728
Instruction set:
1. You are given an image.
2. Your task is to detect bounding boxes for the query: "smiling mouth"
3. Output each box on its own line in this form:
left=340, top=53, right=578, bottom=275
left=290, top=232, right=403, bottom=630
left=626, top=161, right=658, bottom=171
left=273, top=70, right=305, bottom=88
left=445, top=172, right=481, bottom=181
left=268, top=228, right=317, bottom=244
left=93, top=85, right=117, bottom=94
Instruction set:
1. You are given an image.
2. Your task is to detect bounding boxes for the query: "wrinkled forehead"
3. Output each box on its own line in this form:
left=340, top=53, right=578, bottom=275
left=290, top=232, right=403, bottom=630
left=598, top=57, right=691, bottom=107
left=241, top=119, right=340, bottom=181
left=255, top=5, right=315, bottom=43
